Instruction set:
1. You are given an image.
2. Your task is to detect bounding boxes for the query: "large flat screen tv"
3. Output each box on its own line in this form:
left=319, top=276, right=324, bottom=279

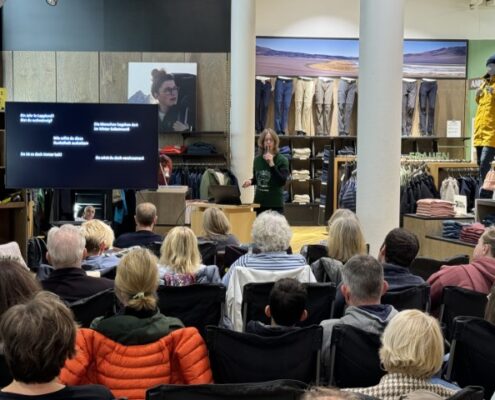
left=6, top=102, right=158, bottom=189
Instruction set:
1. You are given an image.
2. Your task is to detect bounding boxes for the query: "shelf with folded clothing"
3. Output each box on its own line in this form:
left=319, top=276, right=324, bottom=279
left=475, top=199, right=495, bottom=225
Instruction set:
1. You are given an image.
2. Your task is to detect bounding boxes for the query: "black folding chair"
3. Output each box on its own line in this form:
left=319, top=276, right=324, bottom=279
left=146, top=380, right=308, bottom=400
left=304, top=245, right=328, bottom=265
left=381, top=284, right=430, bottom=312
left=445, top=317, right=495, bottom=399
left=68, top=288, right=116, bottom=328
left=206, top=325, right=322, bottom=384
left=446, top=386, right=484, bottom=400
left=198, top=240, right=217, bottom=265
left=157, top=284, right=226, bottom=337
left=440, top=286, right=488, bottom=341
left=328, top=324, right=384, bottom=388
left=144, top=241, right=162, bottom=258
left=242, top=282, right=336, bottom=331
left=410, top=255, right=469, bottom=281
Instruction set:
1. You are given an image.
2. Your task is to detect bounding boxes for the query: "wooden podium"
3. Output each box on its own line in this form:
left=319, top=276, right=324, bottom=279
left=190, top=202, right=259, bottom=243
left=137, top=186, right=188, bottom=235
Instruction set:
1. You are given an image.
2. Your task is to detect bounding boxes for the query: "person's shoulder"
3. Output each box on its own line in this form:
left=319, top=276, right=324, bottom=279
left=275, top=153, right=289, bottom=165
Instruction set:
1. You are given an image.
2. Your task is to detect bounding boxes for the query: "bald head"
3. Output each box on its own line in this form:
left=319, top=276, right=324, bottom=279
left=135, top=202, right=157, bottom=228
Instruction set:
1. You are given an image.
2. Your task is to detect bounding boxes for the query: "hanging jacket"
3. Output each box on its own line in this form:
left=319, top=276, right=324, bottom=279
left=60, top=324, right=213, bottom=400
left=474, top=75, right=495, bottom=148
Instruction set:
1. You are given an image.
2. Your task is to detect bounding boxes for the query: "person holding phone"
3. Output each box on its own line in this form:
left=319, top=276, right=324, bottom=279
left=242, top=128, right=289, bottom=214
left=151, top=68, right=189, bottom=132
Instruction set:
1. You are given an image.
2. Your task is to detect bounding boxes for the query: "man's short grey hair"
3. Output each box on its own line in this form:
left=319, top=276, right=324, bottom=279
left=251, top=211, right=292, bottom=252
left=136, top=202, right=157, bottom=226
left=342, top=255, right=384, bottom=302
left=47, top=224, right=85, bottom=268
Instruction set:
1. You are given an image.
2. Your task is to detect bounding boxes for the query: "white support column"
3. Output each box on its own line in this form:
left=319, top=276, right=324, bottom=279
left=356, top=0, right=405, bottom=255
left=230, top=0, right=256, bottom=203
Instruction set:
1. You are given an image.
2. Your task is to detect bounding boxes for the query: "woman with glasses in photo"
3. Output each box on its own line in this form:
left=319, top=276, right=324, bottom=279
left=151, top=68, right=189, bottom=132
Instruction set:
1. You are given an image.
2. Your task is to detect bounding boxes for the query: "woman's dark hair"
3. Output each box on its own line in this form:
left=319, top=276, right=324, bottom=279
left=151, top=68, right=176, bottom=97
left=0, top=257, right=41, bottom=318
left=0, top=291, right=76, bottom=383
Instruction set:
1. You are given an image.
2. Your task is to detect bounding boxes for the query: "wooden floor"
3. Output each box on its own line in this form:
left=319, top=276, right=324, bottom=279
left=290, top=226, right=327, bottom=253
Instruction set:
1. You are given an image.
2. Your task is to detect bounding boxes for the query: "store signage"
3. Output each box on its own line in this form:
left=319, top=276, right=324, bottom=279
left=468, top=78, right=483, bottom=90
left=454, top=195, right=468, bottom=216
left=446, top=120, right=462, bottom=138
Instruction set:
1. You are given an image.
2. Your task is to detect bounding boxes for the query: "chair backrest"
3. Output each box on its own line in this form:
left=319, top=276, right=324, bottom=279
left=144, top=241, right=162, bottom=258
left=410, top=255, right=469, bottom=281
left=440, top=286, right=488, bottom=341
left=157, top=284, right=226, bottom=337
left=206, top=325, right=322, bottom=385
left=445, top=317, right=495, bottom=399
left=68, top=288, right=116, bottom=328
left=381, top=284, right=430, bottom=312
left=329, top=324, right=384, bottom=388
left=242, top=282, right=336, bottom=330
left=146, top=380, right=308, bottom=400
left=445, top=386, right=484, bottom=400
left=198, top=241, right=217, bottom=266
left=216, top=250, right=226, bottom=276
left=305, top=245, right=328, bottom=265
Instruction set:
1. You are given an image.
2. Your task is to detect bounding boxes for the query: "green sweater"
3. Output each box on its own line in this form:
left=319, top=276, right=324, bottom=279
left=252, top=153, right=289, bottom=208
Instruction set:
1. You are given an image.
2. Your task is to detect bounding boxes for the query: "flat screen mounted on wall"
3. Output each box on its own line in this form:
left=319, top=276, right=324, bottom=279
left=6, top=102, right=159, bottom=189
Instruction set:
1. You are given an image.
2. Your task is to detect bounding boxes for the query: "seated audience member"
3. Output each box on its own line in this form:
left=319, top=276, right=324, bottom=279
left=0, top=258, right=41, bottom=318
left=0, top=291, right=113, bottom=400
left=320, top=255, right=397, bottom=381
left=76, top=206, right=96, bottom=222
left=80, top=219, right=119, bottom=274
left=41, top=224, right=114, bottom=302
left=378, top=228, right=425, bottom=290
left=198, top=207, right=240, bottom=251
left=246, top=278, right=308, bottom=336
left=159, top=227, right=221, bottom=286
left=222, top=211, right=308, bottom=288
left=485, top=284, right=495, bottom=324
left=61, top=248, right=212, bottom=400
left=114, top=202, right=163, bottom=248
left=428, top=227, right=495, bottom=311
left=346, top=310, right=457, bottom=399
left=312, top=217, right=367, bottom=283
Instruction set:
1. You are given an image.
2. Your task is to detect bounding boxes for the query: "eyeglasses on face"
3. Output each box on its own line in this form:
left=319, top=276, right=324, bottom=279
left=160, top=86, right=179, bottom=95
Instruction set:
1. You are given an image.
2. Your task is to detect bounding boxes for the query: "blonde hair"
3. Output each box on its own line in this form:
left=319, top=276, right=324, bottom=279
left=115, top=248, right=158, bottom=311
left=203, top=208, right=231, bottom=239
left=327, top=217, right=366, bottom=263
left=257, top=128, right=280, bottom=154
left=380, top=310, right=444, bottom=379
left=159, top=227, right=201, bottom=274
left=302, top=387, right=360, bottom=400
left=80, top=219, right=114, bottom=253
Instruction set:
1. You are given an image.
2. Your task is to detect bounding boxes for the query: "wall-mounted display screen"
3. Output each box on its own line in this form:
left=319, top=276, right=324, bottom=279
left=6, top=102, right=158, bottom=189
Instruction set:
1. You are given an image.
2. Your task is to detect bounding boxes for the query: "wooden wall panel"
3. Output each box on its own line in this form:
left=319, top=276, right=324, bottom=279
left=100, top=52, right=142, bottom=103
left=434, top=80, right=466, bottom=137
left=142, top=53, right=186, bottom=63
left=57, top=52, right=99, bottom=102
left=13, top=52, right=56, bottom=101
left=1, top=52, right=14, bottom=101
left=185, top=52, right=229, bottom=132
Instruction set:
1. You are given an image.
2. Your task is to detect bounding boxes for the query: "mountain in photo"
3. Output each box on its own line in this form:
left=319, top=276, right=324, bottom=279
left=256, top=45, right=357, bottom=61
left=128, top=90, right=154, bottom=104
left=404, top=46, right=466, bottom=65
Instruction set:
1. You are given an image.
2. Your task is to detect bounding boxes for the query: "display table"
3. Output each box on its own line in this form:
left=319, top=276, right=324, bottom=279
left=189, top=202, right=260, bottom=243
left=403, top=214, right=474, bottom=258
left=137, top=187, right=188, bottom=235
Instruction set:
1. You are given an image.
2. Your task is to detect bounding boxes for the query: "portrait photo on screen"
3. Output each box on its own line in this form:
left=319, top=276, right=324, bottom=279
left=6, top=102, right=158, bottom=190
left=128, top=62, right=197, bottom=133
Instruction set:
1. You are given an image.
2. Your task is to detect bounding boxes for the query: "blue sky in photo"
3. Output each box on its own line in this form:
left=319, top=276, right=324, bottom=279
left=257, top=37, right=467, bottom=58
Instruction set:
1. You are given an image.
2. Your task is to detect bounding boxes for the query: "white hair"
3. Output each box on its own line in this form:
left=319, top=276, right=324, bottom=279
left=251, top=211, right=292, bottom=252
left=47, top=224, right=86, bottom=268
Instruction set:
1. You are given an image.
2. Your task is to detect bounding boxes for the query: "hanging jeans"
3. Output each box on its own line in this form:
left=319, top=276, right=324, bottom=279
left=402, top=81, right=417, bottom=136
left=419, top=80, right=438, bottom=136
left=274, top=78, right=293, bottom=135
left=315, top=79, right=334, bottom=136
left=337, top=79, right=357, bottom=136
left=476, top=146, right=495, bottom=199
left=255, top=79, right=272, bottom=133
left=294, top=78, right=315, bottom=135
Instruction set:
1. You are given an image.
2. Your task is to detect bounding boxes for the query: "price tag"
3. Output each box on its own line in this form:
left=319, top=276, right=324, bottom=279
left=446, top=120, right=461, bottom=138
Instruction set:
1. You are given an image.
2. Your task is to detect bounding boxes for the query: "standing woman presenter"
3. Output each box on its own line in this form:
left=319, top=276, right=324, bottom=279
left=242, top=128, right=289, bottom=214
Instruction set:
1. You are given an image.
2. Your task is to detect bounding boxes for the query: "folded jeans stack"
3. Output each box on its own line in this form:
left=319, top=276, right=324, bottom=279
left=459, top=222, right=486, bottom=244
left=293, top=148, right=311, bottom=160
left=292, top=170, right=311, bottom=181
left=442, top=220, right=470, bottom=239
left=293, top=194, right=311, bottom=204
left=482, top=213, right=495, bottom=227
left=279, top=145, right=292, bottom=160
left=416, top=199, right=455, bottom=218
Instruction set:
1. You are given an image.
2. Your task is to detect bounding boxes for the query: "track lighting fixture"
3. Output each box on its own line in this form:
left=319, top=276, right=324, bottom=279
left=46, top=0, right=58, bottom=5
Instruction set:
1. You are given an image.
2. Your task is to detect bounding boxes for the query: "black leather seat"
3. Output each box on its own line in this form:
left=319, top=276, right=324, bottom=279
left=381, top=284, right=430, bottom=312
left=68, top=288, right=116, bottom=328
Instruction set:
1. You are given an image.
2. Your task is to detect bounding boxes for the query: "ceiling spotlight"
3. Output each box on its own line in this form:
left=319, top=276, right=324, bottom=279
left=46, top=0, right=58, bottom=5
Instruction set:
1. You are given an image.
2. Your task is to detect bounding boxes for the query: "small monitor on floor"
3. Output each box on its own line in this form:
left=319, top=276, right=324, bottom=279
left=209, top=185, right=241, bottom=205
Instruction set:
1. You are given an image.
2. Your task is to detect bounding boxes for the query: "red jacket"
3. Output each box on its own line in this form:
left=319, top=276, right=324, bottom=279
left=60, top=327, right=213, bottom=400
left=428, top=256, right=495, bottom=310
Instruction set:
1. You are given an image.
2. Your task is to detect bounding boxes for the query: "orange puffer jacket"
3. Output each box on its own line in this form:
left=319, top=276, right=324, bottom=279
left=60, top=327, right=213, bottom=400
